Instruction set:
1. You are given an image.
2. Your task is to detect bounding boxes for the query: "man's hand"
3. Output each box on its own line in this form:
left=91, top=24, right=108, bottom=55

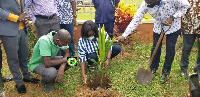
left=82, top=74, right=88, bottom=84
left=115, top=36, right=125, bottom=42
left=163, top=17, right=173, bottom=26
left=18, top=12, right=30, bottom=22
left=55, top=70, right=64, bottom=82
left=72, top=17, right=77, bottom=26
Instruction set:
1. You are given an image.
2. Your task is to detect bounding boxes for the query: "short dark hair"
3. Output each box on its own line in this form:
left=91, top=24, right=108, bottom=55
left=81, top=20, right=98, bottom=39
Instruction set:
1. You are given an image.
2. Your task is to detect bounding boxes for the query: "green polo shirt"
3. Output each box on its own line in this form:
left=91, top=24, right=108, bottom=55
left=28, top=32, right=69, bottom=71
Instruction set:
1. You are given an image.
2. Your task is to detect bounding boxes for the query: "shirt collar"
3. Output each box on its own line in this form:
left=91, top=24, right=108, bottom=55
left=46, top=31, right=57, bottom=46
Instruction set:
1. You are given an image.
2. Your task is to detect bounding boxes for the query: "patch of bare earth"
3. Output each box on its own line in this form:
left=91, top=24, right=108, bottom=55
left=76, top=75, right=119, bottom=97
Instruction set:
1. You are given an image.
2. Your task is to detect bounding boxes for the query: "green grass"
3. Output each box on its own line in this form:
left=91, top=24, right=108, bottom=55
left=1, top=36, right=198, bottom=96
left=77, top=0, right=153, bottom=21
left=55, top=36, right=197, bottom=97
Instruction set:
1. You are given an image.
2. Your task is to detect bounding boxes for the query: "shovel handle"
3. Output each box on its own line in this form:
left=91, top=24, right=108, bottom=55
left=147, top=25, right=171, bottom=70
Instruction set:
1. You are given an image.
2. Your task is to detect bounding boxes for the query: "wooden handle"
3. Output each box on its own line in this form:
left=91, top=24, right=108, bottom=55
left=147, top=26, right=171, bottom=70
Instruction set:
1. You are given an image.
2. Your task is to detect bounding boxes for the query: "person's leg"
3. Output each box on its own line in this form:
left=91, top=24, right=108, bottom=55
left=104, top=21, right=114, bottom=39
left=110, top=44, right=121, bottom=58
left=180, top=34, right=196, bottom=73
left=150, top=32, right=163, bottom=72
left=18, top=29, right=31, bottom=80
left=162, top=30, right=179, bottom=75
left=96, top=22, right=114, bottom=39
left=60, top=23, right=75, bottom=57
left=194, top=34, right=200, bottom=72
left=86, top=53, right=98, bottom=65
left=50, top=15, right=60, bottom=32
left=33, top=64, right=57, bottom=93
left=0, top=44, right=13, bottom=83
left=35, top=18, right=51, bottom=38
left=1, top=34, right=23, bottom=86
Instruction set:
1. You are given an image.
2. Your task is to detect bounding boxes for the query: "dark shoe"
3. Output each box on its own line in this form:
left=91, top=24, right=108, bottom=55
left=160, top=75, right=167, bottom=84
left=180, top=71, right=187, bottom=79
left=15, top=84, right=26, bottom=93
left=41, top=80, right=55, bottom=93
left=150, top=68, right=156, bottom=74
left=23, top=78, right=40, bottom=84
left=2, top=77, right=13, bottom=82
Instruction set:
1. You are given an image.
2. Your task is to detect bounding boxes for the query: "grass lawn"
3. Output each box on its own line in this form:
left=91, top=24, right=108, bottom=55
left=1, top=36, right=198, bottom=97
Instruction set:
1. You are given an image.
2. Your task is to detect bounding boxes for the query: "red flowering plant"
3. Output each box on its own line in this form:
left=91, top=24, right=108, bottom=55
left=26, top=21, right=38, bottom=61
left=115, top=2, right=149, bottom=44
left=115, top=2, right=149, bottom=33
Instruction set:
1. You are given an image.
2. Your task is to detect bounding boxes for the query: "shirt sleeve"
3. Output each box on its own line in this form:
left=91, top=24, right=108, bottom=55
left=25, top=0, right=36, bottom=23
left=122, top=1, right=148, bottom=38
left=173, top=0, right=190, bottom=18
left=39, top=39, right=52, bottom=57
left=7, top=13, right=19, bottom=22
left=78, top=39, right=87, bottom=62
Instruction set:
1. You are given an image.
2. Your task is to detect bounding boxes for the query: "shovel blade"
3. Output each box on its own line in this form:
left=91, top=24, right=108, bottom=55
left=136, top=67, right=154, bottom=85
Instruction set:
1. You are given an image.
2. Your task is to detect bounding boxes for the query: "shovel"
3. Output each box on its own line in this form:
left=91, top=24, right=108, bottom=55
left=136, top=24, right=171, bottom=85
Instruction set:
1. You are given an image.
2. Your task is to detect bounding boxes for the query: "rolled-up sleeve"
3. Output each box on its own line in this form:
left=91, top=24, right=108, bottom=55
left=78, top=40, right=87, bottom=62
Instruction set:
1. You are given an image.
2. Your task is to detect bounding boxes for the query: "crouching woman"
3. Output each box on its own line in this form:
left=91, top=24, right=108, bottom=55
left=78, top=20, right=121, bottom=83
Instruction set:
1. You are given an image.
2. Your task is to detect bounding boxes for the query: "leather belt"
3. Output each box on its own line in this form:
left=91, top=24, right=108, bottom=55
left=35, top=13, right=56, bottom=19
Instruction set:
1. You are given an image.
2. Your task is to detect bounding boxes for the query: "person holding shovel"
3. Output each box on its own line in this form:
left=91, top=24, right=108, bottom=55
left=78, top=20, right=121, bottom=83
left=180, top=0, right=200, bottom=79
left=115, top=0, right=190, bottom=84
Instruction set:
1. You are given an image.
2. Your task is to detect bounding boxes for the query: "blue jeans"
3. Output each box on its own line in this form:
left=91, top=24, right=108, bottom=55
left=86, top=44, right=121, bottom=65
left=60, top=23, right=75, bottom=56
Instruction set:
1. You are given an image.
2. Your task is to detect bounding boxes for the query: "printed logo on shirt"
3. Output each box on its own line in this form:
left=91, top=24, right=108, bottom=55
left=67, top=57, right=78, bottom=66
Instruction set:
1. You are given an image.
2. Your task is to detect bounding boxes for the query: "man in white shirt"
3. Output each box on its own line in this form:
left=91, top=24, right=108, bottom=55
left=115, top=0, right=190, bottom=84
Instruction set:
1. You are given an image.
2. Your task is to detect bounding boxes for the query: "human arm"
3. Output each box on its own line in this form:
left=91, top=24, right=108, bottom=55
left=78, top=40, right=87, bottom=83
left=80, top=62, right=87, bottom=83
left=0, top=7, right=29, bottom=22
left=55, top=48, right=70, bottom=82
left=164, top=0, right=190, bottom=25
left=115, top=1, right=148, bottom=41
left=172, top=0, right=190, bottom=19
left=71, top=1, right=77, bottom=26
left=103, top=50, right=112, bottom=70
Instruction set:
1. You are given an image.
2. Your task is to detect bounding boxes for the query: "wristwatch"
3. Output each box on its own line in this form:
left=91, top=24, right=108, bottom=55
left=73, top=15, right=77, bottom=18
left=171, top=15, right=176, bottom=21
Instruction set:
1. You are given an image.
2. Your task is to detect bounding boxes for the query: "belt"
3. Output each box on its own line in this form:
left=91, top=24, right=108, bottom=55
left=35, top=13, right=56, bottom=19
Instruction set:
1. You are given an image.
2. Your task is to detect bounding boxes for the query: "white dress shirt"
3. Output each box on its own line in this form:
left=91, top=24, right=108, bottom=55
left=122, top=0, right=190, bottom=38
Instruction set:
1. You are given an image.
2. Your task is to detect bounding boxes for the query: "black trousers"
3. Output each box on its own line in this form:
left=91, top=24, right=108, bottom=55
left=86, top=44, right=121, bottom=65
left=150, top=30, right=179, bottom=75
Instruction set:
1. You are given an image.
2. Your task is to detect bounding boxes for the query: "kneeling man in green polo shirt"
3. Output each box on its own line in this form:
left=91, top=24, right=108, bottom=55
left=28, top=29, right=71, bottom=93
